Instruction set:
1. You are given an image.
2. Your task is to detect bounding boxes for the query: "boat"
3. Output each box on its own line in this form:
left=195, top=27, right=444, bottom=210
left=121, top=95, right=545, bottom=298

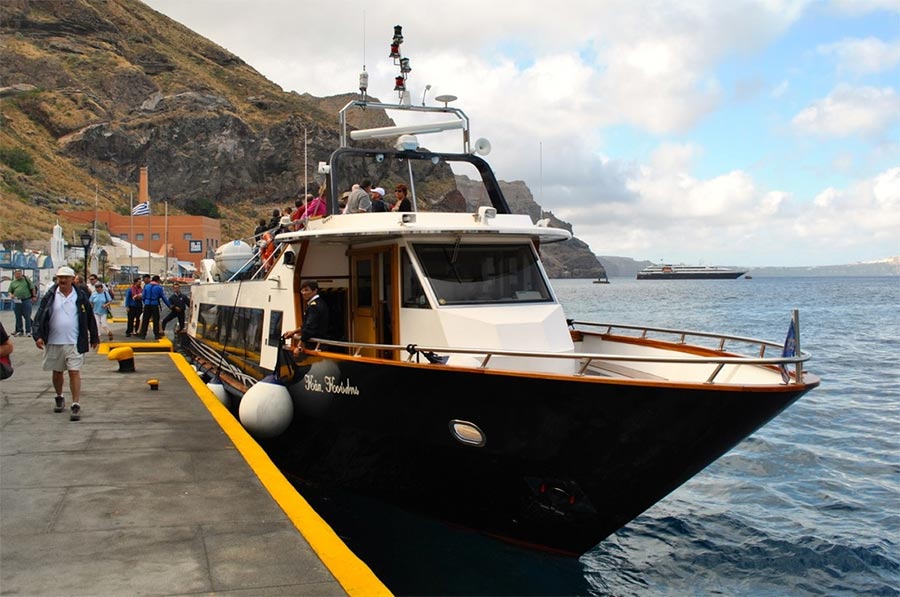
left=637, top=263, right=747, bottom=280
left=593, top=275, right=610, bottom=284
left=182, top=28, right=818, bottom=556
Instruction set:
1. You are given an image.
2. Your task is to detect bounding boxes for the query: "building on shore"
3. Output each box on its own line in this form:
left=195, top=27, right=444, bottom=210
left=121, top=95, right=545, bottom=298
left=58, top=209, right=221, bottom=277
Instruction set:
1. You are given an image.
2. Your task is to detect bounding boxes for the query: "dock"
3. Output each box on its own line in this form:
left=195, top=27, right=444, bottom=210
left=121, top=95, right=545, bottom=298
left=0, top=309, right=390, bottom=596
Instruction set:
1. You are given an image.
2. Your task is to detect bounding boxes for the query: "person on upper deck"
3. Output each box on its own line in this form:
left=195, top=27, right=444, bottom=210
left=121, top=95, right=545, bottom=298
left=345, top=180, right=372, bottom=213
left=370, top=187, right=388, bottom=212
left=295, top=186, right=328, bottom=225
left=392, top=183, right=412, bottom=212
left=253, top=218, right=268, bottom=239
left=267, top=208, right=281, bottom=230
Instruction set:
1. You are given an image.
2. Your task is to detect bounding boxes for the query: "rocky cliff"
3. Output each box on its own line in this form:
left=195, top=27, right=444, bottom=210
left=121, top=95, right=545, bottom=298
left=0, top=0, right=604, bottom=277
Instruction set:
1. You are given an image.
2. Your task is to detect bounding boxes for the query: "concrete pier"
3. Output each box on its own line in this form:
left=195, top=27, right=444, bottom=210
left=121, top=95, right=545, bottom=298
left=0, top=309, right=390, bottom=596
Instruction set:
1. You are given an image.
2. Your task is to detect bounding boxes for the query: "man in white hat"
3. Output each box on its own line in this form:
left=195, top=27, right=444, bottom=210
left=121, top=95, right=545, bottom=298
left=31, top=266, right=99, bottom=421
left=370, top=187, right=388, bottom=212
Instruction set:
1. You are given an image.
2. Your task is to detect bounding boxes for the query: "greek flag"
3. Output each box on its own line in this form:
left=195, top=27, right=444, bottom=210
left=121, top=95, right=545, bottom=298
left=132, top=201, right=150, bottom=216
left=780, top=319, right=797, bottom=383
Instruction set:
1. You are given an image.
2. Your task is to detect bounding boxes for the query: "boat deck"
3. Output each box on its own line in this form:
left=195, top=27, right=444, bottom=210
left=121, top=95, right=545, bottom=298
left=0, top=311, right=388, bottom=596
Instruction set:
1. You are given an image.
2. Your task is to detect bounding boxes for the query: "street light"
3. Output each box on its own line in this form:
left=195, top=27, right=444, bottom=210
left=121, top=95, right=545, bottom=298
left=79, top=231, right=92, bottom=274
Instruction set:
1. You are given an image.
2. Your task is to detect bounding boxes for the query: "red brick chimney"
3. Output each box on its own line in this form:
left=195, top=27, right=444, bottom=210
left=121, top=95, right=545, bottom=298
left=139, top=166, right=149, bottom=203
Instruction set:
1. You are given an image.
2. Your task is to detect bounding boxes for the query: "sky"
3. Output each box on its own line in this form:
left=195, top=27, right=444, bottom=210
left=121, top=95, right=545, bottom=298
left=143, top=0, right=900, bottom=267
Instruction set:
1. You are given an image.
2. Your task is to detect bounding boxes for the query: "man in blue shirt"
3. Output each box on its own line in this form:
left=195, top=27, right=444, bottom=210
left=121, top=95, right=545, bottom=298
left=136, top=275, right=170, bottom=340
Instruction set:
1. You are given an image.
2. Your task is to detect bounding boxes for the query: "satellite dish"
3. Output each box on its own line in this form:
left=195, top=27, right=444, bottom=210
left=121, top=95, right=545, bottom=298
left=435, top=94, right=457, bottom=106
left=472, top=137, right=491, bottom=156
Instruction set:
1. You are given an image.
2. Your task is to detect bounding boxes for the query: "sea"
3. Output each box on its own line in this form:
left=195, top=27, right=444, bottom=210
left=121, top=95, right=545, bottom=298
left=293, top=276, right=900, bottom=596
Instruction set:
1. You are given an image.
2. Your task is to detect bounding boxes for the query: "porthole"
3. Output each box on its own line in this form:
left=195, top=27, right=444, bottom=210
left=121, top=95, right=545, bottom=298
left=449, top=419, right=486, bottom=447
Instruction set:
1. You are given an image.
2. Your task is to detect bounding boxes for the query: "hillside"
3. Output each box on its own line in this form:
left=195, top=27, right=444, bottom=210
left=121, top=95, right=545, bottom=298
left=0, top=0, right=605, bottom=278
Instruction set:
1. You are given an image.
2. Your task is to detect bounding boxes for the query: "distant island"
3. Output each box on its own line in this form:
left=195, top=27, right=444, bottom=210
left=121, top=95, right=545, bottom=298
left=597, top=256, right=900, bottom=278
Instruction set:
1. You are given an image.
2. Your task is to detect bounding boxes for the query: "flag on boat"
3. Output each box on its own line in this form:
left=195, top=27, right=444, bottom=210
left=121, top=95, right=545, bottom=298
left=780, top=319, right=797, bottom=383
left=132, top=201, right=150, bottom=216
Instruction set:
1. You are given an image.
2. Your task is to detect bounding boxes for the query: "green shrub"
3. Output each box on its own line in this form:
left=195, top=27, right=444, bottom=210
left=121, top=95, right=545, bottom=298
left=185, top=197, right=220, bottom=218
left=0, top=147, right=37, bottom=175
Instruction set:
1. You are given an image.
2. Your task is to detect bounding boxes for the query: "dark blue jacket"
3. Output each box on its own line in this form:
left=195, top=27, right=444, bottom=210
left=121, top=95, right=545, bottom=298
left=167, top=291, right=190, bottom=312
left=32, top=285, right=99, bottom=353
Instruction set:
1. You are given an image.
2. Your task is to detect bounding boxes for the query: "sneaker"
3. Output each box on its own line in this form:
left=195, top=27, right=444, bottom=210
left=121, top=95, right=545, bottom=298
left=54, top=396, right=65, bottom=413
left=70, top=403, right=81, bottom=421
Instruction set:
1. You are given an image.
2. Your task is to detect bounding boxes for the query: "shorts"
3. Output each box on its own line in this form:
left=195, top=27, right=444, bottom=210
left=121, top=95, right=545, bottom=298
left=42, top=344, right=85, bottom=372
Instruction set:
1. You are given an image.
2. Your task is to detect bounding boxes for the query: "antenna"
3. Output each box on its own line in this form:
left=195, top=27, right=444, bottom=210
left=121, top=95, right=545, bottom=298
left=359, top=11, right=368, bottom=100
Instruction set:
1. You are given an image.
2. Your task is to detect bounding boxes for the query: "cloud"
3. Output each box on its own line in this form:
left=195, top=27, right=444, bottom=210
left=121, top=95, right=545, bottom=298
left=797, top=167, right=900, bottom=250
left=791, top=84, right=900, bottom=138
left=818, top=37, right=900, bottom=75
left=553, top=150, right=899, bottom=266
left=827, top=0, right=900, bottom=16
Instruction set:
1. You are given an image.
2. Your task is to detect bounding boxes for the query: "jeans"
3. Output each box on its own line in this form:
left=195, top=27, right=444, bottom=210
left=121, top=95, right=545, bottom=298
left=13, top=298, right=33, bottom=334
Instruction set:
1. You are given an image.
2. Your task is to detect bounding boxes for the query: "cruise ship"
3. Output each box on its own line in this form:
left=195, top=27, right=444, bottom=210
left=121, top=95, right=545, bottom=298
left=637, top=264, right=747, bottom=280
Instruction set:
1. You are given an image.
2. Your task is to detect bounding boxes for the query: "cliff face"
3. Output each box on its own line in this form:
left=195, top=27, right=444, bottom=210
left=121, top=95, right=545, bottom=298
left=456, top=176, right=606, bottom=279
left=0, top=0, right=605, bottom=278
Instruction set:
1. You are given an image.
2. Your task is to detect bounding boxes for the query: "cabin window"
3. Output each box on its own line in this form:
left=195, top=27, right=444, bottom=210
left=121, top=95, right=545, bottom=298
left=412, top=243, right=552, bottom=305
left=197, top=303, right=263, bottom=355
left=401, top=249, right=430, bottom=308
left=267, top=310, right=283, bottom=347
left=355, top=258, right=373, bottom=308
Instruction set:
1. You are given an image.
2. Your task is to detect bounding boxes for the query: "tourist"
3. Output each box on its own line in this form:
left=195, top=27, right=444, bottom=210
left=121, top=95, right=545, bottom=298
left=89, top=282, right=114, bottom=341
left=8, top=268, right=36, bottom=337
left=0, top=322, right=12, bottom=380
left=124, top=276, right=143, bottom=337
left=345, top=180, right=372, bottom=213
left=32, top=266, right=99, bottom=421
left=392, top=184, right=412, bottom=212
left=370, top=187, right=388, bottom=212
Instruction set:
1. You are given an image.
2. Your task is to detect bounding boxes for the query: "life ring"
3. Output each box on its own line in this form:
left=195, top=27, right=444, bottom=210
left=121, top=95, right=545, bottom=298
left=260, top=232, right=274, bottom=269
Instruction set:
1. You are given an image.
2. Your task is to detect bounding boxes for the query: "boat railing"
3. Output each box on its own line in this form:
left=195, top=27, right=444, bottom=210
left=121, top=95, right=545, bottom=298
left=570, top=320, right=785, bottom=355
left=304, top=324, right=811, bottom=384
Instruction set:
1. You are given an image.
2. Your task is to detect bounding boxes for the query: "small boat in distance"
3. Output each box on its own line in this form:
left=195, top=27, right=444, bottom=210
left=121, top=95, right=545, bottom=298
left=637, top=263, right=747, bottom=280
left=593, top=274, right=610, bottom=284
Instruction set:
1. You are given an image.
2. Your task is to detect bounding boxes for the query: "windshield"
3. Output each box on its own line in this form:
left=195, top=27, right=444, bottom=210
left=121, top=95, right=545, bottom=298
left=413, top=243, right=552, bottom=306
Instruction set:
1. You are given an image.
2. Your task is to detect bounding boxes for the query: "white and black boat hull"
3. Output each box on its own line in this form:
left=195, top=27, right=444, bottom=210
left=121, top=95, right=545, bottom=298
left=240, top=353, right=811, bottom=555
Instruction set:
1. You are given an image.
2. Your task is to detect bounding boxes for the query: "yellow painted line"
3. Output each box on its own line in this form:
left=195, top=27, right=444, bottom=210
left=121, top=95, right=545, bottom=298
left=168, top=353, right=392, bottom=597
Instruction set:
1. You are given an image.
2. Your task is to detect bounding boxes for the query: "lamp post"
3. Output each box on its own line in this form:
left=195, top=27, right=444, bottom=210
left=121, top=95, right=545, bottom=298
left=79, top=231, right=92, bottom=275
left=98, top=249, right=108, bottom=282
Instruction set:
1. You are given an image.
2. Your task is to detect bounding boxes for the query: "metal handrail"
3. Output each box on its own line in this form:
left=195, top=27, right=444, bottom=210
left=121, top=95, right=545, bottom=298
left=569, top=320, right=786, bottom=354
left=303, top=324, right=812, bottom=385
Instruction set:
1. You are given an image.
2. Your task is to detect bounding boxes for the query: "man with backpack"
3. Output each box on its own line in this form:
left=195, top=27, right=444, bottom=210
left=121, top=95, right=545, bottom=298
left=8, top=269, right=37, bottom=337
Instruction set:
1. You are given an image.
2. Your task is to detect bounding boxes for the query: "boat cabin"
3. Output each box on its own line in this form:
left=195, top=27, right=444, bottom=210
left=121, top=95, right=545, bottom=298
left=193, top=99, right=574, bottom=377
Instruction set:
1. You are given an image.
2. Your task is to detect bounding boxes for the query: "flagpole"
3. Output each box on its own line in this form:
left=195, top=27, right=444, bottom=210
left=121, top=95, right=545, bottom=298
left=129, top=193, right=134, bottom=275
left=164, top=201, right=169, bottom=280
left=304, top=127, right=308, bottom=215
left=793, top=309, right=802, bottom=384
left=148, top=199, right=152, bottom=276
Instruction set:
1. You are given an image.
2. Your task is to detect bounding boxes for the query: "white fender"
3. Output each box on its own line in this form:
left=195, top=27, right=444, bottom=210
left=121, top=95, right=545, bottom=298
left=239, top=378, right=293, bottom=438
left=207, top=378, right=229, bottom=407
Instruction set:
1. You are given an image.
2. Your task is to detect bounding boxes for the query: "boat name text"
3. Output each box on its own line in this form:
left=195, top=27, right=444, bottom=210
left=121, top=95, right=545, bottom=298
left=304, top=374, right=360, bottom=396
